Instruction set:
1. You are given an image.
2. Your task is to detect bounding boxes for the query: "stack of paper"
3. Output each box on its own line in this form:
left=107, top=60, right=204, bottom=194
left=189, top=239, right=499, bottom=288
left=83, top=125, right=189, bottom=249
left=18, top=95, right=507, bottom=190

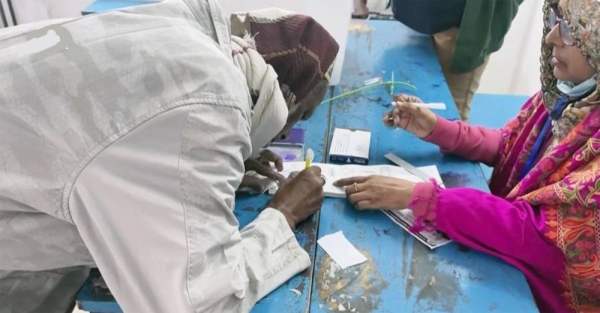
left=267, top=162, right=435, bottom=197
left=265, top=161, right=452, bottom=249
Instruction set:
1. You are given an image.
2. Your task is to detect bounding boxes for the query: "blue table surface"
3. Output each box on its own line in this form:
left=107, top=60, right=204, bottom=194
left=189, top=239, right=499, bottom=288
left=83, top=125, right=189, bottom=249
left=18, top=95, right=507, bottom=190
left=76, top=5, right=538, bottom=312
left=82, top=0, right=159, bottom=15
left=308, top=20, right=537, bottom=313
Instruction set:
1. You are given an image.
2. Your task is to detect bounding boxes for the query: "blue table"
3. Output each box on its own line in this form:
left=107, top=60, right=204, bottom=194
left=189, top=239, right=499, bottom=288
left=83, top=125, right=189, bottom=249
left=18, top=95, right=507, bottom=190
left=76, top=4, right=538, bottom=312
left=308, top=20, right=537, bottom=312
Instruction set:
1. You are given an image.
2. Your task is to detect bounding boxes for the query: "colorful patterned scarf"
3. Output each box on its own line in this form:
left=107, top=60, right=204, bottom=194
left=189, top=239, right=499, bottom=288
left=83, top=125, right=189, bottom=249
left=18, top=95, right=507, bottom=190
left=490, top=0, right=600, bottom=311
left=540, top=0, right=600, bottom=140
left=230, top=9, right=339, bottom=108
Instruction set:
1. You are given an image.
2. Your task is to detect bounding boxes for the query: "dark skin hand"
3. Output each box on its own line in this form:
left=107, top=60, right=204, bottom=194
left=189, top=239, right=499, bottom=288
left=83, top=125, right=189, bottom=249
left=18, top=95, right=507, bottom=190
left=334, top=175, right=416, bottom=210
left=269, top=166, right=325, bottom=229
left=240, top=149, right=286, bottom=193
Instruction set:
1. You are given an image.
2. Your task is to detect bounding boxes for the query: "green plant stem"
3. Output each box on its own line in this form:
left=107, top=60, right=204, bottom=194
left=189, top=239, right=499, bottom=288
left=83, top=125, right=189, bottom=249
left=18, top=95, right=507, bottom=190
left=320, top=81, right=416, bottom=105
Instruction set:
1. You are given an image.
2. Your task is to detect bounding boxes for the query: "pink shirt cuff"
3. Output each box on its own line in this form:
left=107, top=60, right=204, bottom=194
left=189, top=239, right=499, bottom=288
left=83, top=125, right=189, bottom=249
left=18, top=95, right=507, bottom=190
left=408, top=180, right=441, bottom=231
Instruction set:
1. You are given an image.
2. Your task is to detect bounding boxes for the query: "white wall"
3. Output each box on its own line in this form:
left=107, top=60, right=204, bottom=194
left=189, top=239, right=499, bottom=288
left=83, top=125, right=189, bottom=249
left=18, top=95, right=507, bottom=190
left=478, top=0, right=544, bottom=96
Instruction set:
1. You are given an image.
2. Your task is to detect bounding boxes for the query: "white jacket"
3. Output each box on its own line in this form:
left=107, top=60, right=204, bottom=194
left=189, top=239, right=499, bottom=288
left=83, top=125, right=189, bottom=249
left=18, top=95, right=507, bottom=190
left=0, top=1, right=310, bottom=312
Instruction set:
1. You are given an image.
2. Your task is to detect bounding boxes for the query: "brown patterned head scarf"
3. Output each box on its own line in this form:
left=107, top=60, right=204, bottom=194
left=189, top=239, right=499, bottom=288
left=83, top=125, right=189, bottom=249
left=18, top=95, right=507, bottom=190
left=231, top=9, right=340, bottom=107
left=540, top=0, right=600, bottom=140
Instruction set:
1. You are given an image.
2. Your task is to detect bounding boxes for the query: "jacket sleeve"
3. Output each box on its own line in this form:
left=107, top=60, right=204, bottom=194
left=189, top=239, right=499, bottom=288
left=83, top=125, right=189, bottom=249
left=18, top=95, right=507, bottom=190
left=69, top=104, right=310, bottom=313
left=410, top=182, right=547, bottom=251
left=423, top=117, right=503, bottom=166
left=407, top=182, right=566, bottom=313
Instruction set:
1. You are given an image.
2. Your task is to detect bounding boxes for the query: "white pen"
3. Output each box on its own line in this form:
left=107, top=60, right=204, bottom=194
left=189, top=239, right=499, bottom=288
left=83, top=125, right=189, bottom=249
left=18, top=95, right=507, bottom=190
left=390, top=102, right=446, bottom=110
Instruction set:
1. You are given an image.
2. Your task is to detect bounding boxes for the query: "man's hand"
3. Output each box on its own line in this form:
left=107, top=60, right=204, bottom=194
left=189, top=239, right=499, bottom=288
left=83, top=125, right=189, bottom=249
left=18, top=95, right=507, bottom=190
left=239, top=150, right=286, bottom=193
left=268, top=166, right=325, bottom=229
left=255, top=149, right=284, bottom=173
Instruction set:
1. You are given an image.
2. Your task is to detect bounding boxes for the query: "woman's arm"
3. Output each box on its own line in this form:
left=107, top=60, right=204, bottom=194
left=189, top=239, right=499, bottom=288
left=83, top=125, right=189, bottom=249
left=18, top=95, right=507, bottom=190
left=424, top=117, right=503, bottom=166
left=409, top=181, right=567, bottom=313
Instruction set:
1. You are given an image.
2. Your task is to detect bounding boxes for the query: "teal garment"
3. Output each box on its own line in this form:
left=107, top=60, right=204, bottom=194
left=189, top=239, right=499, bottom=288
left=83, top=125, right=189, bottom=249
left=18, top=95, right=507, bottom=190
left=557, top=75, right=598, bottom=97
left=452, top=0, right=524, bottom=73
left=391, top=0, right=466, bottom=35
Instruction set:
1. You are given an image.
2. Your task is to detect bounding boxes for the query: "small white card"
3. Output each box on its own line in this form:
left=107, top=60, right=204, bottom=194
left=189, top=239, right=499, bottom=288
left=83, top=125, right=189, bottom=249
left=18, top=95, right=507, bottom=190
left=317, top=231, right=367, bottom=269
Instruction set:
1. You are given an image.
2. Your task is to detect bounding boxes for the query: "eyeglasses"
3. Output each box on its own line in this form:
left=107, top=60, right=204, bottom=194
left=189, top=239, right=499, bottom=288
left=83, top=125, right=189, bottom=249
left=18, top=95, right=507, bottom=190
left=549, top=8, right=574, bottom=46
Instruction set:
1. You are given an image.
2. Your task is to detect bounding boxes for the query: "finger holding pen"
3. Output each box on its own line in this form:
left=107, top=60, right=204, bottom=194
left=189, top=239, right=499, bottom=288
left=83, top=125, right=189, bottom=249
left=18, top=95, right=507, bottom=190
left=382, top=97, right=438, bottom=138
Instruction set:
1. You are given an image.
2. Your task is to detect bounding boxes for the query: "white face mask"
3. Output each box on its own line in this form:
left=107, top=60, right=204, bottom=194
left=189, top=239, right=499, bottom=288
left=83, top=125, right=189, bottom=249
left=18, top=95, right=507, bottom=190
left=557, top=75, right=597, bottom=98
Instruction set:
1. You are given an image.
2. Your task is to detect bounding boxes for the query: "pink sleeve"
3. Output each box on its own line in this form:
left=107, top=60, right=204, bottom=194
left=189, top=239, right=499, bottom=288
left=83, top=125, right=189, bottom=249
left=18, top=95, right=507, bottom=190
left=424, top=117, right=503, bottom=166
left=407, top=182, right=567, bottom=313
left=409, top=181, right=546, bottom=238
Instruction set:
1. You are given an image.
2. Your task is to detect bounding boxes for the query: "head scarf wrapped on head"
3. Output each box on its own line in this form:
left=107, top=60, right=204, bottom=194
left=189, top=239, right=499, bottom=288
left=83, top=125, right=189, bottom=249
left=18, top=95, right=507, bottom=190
left=229, top=9, right=339, bottom=155
left=540, top=0, right=600, bottom=139
left=489, top=1, right=600, bottom=311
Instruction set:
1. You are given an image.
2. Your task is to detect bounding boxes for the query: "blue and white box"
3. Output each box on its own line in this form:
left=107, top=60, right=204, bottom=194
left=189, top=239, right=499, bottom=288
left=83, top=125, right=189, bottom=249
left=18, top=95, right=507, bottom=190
left=329, top=128, right=371, bottom=165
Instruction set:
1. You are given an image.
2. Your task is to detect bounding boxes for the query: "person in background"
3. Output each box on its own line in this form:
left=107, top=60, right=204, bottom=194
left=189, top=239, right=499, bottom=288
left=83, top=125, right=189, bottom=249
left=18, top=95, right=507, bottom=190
left=0, top=1, right=338, bottom=312
left=354, top=0, right=523, bottom=121
left=337, top=0, right=600, bottom=311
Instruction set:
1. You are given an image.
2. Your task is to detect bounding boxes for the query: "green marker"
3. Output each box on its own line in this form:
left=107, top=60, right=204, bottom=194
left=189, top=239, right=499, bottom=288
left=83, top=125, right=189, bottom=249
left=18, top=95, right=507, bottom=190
left=390, top=72, right=395, bottom=96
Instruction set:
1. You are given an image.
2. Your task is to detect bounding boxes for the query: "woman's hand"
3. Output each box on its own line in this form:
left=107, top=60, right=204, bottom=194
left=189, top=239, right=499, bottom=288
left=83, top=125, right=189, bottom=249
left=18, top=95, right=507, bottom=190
left=334, top=175, right=416, bottom=210
left=383, top=94, right=437, bottom=139
left=268, top=166, right=325, bottom=229
left=239, top=149, right=286, bottom=193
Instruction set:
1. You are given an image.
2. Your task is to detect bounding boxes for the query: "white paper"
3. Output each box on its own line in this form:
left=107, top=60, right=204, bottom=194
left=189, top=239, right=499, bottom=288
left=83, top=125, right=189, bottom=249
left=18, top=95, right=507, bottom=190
left=329, top=128, right=371, bottom=160
left=317, top=231, right=367, bottom=269
left=258, top=162, right=452, bottom=249
left=267, top=162, right=439, bottom=198
left=263, top=162, right=453, bottom=249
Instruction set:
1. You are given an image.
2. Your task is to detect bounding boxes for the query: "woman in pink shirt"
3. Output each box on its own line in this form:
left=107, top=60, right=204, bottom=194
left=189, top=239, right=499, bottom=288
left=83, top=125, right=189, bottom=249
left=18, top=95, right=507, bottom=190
left=336, top=0, right=599, bottom=311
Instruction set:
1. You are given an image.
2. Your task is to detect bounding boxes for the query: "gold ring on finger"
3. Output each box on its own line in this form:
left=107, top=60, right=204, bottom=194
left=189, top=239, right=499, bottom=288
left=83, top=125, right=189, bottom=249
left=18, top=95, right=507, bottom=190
left=354, top=182, right=359, bottom=192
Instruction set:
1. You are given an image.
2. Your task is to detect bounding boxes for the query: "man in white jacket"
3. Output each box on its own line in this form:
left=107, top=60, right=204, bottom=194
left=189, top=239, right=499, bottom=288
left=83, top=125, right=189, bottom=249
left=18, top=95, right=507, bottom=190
left=0, top=0, right=339, bottom=312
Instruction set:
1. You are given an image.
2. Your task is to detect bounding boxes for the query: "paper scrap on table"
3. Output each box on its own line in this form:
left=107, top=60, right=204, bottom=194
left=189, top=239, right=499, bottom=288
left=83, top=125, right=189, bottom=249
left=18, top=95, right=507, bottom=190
left=317, top=231, right=367, bottom=269
left=364, top=76, right=381, bottom=86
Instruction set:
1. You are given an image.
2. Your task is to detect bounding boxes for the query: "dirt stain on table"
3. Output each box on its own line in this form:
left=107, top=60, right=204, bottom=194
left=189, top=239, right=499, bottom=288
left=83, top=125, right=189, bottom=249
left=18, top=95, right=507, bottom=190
left=316, top=251, right=388, bottom=312
left=405, top=242, right=464, bottom=312
left=440, top=171, right=471, bottom=188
